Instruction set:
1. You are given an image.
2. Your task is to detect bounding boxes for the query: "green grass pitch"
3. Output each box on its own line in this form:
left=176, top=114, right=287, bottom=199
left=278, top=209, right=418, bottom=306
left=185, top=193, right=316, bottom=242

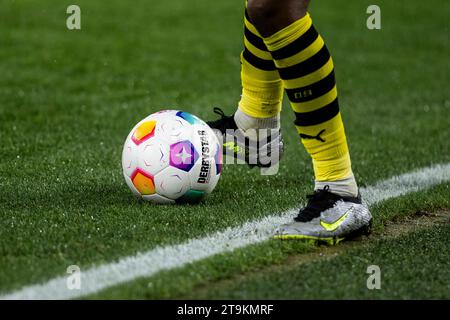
left=0, top=0, right=449, bottom=299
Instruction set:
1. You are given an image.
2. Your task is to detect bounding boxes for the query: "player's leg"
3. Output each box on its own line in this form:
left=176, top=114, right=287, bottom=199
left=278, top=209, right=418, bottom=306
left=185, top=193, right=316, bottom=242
left=207, top=4, right=284, bottom=168
left=248, top=0, right=355, bottom=194
left=238, top=7, right=282, bottom=128
left=246, top=0, right=372, bottom=243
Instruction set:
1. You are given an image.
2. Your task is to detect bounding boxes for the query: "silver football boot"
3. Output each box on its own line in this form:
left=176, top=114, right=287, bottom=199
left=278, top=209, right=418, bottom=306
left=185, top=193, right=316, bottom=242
left=275, top=186, right=373, bottom=245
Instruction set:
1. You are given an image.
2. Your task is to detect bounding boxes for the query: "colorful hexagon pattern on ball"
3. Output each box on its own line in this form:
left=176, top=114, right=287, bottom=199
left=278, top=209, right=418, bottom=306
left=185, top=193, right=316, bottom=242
left=169, top=140, right=199, bottom=172
left=131, top=120, right=156, bottom=145
left=130, top=168, right=155, bottom=195
left=176, top=111, right=204, bottom=125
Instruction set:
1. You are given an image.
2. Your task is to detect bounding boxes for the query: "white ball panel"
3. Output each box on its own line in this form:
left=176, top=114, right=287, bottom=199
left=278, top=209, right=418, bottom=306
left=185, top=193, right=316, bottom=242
left=143, top=110, right=177, bottom=123
left=137, top=137, right=169, bottom=176
left=154, top=166, right=191, bottom=200
left=154, top=116, right=192, bottom=145
left=122, top=142, right=139, bottom=177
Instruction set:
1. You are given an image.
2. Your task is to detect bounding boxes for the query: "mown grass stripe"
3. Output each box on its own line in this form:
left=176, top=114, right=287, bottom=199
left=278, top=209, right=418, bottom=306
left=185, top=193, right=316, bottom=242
left=1, top=162, right=450, bottom=300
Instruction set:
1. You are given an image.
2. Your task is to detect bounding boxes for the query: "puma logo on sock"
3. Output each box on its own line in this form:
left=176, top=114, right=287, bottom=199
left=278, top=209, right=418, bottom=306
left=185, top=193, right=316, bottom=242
left=300, top=129, right=326, bottom=142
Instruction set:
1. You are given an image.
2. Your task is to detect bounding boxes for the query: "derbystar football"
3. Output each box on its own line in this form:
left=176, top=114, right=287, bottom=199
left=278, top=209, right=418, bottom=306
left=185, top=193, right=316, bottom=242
left=122, top=110, right=222, bottom=204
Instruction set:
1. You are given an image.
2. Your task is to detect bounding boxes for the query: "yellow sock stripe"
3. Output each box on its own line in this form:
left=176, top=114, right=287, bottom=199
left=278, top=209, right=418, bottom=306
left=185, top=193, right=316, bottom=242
left=277, top=44, right=330, bottom=80
left=290, top=85, right=338, bottom=113
left=243, top=12, right=270, bottom=55
left=239, top=86, right=283, bottom=118
left=282, top=57, right=334, bottom=89
left=239, top=53, right=283, bottom=118
left=241, top=53, right=280, bottom=80
left=313, top=151, right=352, bottom=181
left=244, top=37, right=273, bottom=61
left=274, top=36, right=324, bottom=69
left=240, top=7, right=282, bottom=118
left=242, top=48, right=277, bottom=71
left=263, top=13, right=312, bottom=51
left=244, top=17, right=263, bottom=39
left=285, top=69, right=336, bottom=104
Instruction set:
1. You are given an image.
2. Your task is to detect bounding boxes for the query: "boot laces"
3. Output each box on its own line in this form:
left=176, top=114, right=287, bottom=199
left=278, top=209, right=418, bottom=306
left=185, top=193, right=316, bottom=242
left=294, top=186, right=340, bottom=222
left=207, top=107, right=237, bottom=133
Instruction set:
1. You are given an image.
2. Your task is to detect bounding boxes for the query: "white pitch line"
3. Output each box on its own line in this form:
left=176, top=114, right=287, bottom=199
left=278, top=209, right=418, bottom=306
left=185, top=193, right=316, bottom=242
left=2, top=163, right=450, bottom=300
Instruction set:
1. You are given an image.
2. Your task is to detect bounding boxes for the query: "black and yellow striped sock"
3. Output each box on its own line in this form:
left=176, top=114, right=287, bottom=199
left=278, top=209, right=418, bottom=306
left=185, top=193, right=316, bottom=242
left=238, top=10, right=284, bottom=119
left=263, top=13, right=354, bottom=182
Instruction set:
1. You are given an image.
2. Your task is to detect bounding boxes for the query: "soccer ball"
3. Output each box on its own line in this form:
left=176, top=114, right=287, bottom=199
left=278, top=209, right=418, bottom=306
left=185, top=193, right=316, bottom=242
left=122, top=110, right=222, bottom=204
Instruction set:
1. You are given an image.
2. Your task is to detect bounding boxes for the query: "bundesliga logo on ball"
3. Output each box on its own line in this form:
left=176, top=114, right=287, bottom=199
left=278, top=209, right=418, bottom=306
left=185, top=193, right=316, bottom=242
left=122, top=110, right=222, bottom=204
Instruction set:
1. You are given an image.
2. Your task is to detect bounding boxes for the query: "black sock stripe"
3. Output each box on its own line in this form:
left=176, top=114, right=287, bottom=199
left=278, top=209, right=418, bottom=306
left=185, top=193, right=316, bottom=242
left=278, top=45, right=331, bottom=80
left=285, top=70, right=336, bottom=103
left=271, top=26, right=319, bottom=60
left=242, top=47, right=277, bottom=71
left=294, top=98, right=340, bottom=126
left=244, top=26, right=269, bottom=52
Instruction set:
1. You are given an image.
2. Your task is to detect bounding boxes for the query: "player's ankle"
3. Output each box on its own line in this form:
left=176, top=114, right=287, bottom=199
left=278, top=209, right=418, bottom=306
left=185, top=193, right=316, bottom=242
left=234, top=108, right=280, bottom=132
left=315, top=174, right=359, bottom=198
